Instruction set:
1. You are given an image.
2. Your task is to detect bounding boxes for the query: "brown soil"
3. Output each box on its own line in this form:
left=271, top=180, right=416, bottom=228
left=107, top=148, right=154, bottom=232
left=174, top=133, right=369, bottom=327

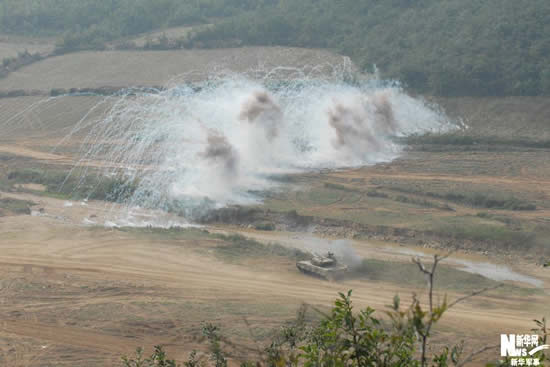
left=0, top=190, right=548, bottom=366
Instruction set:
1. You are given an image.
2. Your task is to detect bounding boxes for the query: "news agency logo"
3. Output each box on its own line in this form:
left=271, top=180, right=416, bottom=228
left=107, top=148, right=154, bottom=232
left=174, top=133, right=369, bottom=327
left=501, top=334, right=549, bottom=366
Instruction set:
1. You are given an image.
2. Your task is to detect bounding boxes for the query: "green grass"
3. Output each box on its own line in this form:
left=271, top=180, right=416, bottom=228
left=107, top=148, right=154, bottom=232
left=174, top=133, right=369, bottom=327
left=430, top=220, right=536, bottom=251
left=323, top=182, right=362, bottom=193
left=113, top=226, right=212, bottom=241
left=352, top=258, right=536, bottom=295
left=212, top=233, right=308, bottom=263
left=375, top=179, right=537, bottom=211
left=0, top=197, right=34, bottom=215
left=111, top=227, right=308, bottom=263
left=300, top=188, right=342, bottom=206
left=5, top=167, right=138, bottom=202
left=264, top=183, right=542, bottom=251
left=366, top=190, right=389, bottom=198
left=393, top=194, right=454, bottom=211
left=403, top=134, right=550, bottom=149
left=254, top=222, right=276, bottom=231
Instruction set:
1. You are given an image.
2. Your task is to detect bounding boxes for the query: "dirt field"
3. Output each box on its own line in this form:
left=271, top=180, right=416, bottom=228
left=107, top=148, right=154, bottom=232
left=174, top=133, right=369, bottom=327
left=0, top=47, right=350, bottom=92
left=1, top=125, right=549, bottom=366
left=0, top=46, right=549, bottom=366
left=0, top=189, right=548, bottom=366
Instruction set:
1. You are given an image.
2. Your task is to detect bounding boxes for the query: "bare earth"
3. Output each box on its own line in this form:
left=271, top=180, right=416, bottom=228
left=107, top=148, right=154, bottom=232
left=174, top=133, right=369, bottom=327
left=0, top=47, right=549, bottom=366
left=0, top=188, right=548, bottom=366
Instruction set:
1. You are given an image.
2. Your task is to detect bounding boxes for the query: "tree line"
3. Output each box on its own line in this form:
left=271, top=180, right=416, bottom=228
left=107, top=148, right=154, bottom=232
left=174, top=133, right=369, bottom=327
left=1, top=0, right=549, bottom=96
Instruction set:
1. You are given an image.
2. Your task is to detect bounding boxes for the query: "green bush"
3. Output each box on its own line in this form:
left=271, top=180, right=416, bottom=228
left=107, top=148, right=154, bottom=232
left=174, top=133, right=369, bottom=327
left=0, top=197, right=33, bottom=215
left=435, top=223, right=536, bottom=250
left=403, top=134, right=550, bottom=149
left=254, top=222, right=276, bottom=231
left=6, top=168, right=138, bottom=202
left=213, top=233, right=307, bottom=261
left=379, top=181, right=536, bottom=211
left=124, top=282, right=549, bottom=367
left=366, top=190, right=389, bottom=198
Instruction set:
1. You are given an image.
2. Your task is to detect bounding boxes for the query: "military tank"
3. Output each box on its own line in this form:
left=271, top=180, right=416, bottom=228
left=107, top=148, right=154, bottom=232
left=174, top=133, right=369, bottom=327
left=296, top=252, right=348, bottom=281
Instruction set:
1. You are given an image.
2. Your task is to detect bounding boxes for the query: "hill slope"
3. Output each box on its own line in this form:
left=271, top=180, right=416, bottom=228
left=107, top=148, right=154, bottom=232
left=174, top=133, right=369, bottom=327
left=0, top=0, right=548, bottom=96
left=192, top=0, right=550, bottom=97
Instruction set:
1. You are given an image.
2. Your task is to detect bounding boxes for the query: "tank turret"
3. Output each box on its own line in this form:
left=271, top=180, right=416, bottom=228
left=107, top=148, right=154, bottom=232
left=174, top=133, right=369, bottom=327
left=296, top=252, right=348, bottom=281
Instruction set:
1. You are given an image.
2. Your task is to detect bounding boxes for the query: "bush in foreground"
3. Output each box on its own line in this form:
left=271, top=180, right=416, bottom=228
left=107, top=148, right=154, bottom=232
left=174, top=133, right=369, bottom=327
left=123, top=255, right=548, bottom=367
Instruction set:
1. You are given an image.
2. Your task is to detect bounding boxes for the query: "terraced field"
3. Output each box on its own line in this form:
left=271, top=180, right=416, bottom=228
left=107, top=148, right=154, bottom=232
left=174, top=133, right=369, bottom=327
left=0, top=47, right=350, bottom=92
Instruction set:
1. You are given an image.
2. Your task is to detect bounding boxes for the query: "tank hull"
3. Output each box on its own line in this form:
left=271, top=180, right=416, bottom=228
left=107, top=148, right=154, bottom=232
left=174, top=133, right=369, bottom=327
left=296, top=260, right=348, bottom=281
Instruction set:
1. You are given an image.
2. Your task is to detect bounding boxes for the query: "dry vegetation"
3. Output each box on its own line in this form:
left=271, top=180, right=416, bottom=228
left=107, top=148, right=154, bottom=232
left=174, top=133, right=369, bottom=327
left=433, top=96, right=550, bottom=141
left=0, top=47, right=348, bottom=92
left=0, top=34, right=55, bottom=61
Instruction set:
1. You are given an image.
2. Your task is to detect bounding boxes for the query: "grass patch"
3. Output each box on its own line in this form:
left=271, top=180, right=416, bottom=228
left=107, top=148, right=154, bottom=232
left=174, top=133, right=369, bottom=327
left=213, top=234, right=308, bottom=263
left=6, top=167, right=138, bottom=202
left=433, top=222, right=535, bottom=250
left=476, top=212, right=522, bottom=228
left=376, top=180, right=536, bottom=211
left=324, top=182, right=361, bottom=193
left=352, top=258, right=535, bottom=295
left=300, top=187, right=342, bottom=206
left=254, top=222, right=276, bottom=231
left=115, top=228, right=308, bottom=263
left=393, top=194, right=454, bottom=211
left=366, top=190, right=389, bottom=198
left=402, top=134, right=550, bottom=149
left=113, top=226, right=212, bottom=241
left=0, top=197, right=34, bottom=215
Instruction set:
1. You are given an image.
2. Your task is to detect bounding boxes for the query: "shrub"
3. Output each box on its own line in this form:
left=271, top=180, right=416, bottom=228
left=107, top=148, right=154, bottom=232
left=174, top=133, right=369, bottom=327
left=0, top=198, right=33, bottom=215
left=124, top=255, right=548, bottom=366
left=254, top=222, right=275, bottom=231
left=366, top=190, right=389, bottom=198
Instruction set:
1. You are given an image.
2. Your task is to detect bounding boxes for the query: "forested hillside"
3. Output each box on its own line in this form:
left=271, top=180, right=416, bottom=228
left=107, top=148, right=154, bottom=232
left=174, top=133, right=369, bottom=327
left=0, top=0, right=548, bottom=96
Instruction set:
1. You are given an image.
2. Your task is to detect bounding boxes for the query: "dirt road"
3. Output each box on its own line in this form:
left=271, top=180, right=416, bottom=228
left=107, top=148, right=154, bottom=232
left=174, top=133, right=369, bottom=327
left=0, top=192, right=548, bottom=366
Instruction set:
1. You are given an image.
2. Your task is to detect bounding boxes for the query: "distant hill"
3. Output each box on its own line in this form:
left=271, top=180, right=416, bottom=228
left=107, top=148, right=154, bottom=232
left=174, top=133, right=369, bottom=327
left=0, top=0, right=549, bottom=96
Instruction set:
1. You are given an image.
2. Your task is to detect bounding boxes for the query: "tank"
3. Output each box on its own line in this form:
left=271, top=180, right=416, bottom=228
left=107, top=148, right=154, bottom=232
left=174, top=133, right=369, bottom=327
left=296, top=252, right=348, bottom=281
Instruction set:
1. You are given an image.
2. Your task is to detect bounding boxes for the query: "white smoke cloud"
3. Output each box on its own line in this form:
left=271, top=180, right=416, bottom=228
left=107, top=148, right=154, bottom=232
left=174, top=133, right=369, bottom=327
left=66, top=72, right=454, bottom=216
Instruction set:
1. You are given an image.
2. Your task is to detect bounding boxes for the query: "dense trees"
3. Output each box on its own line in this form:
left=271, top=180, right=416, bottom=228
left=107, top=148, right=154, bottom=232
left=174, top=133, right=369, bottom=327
left=0, top=0, right=258, bottom=37
left=193, top=0, right=550, bottom=96
left=1, top=0, right=549, bottom=96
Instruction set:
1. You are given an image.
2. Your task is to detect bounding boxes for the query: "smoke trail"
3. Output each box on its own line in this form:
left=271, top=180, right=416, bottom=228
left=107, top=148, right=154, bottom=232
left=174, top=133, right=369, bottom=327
left=239, top=91, right=282, bottom=140
left=200, top=131, right=239, bottom=174
left=60, top=70, right=454, bottom=219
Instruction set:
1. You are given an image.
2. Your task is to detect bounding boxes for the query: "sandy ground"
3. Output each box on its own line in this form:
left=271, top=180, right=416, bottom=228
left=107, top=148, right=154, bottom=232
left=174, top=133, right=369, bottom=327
left=1, top=135, right=550, bottom=365
left=0, top=189, right=548, bottom=366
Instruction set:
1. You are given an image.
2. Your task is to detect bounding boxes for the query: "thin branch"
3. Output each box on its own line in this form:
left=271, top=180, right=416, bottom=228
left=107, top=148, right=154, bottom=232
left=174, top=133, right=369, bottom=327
left=448, top=284, right=504, bottom=310
left=455, top=344, right=499, bottom=367
left=309, top=304, right=330, bottom=319
left=413, top=257, right=430, bottom=274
